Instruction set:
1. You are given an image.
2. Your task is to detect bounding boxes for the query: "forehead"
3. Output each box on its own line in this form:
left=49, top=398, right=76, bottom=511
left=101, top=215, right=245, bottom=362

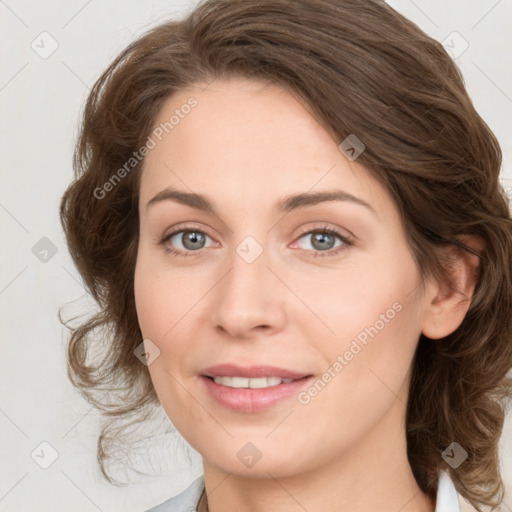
left=138, top=77, right=388, bottom=215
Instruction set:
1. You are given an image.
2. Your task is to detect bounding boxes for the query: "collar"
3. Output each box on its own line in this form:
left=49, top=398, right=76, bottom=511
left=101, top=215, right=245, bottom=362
left=435, top=469, right=460, bottom=511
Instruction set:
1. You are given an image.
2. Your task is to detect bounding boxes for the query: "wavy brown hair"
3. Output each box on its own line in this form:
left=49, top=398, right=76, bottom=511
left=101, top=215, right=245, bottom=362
left=59, top=0, right=512, bottom=509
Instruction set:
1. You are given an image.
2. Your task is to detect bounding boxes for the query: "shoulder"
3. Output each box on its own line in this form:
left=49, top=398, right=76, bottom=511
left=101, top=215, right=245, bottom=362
left=143, top=476, right=205, bottom=512
left=435, top=469, right=461, bottom=512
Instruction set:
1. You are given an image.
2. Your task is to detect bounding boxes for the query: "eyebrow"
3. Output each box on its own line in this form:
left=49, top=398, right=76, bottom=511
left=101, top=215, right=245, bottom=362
left=146, top=186, right=376, bottom=215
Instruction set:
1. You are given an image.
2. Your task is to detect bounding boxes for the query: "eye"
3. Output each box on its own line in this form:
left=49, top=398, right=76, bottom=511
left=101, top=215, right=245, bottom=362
left=293, top=227, right=352, bottom=257
left=159, top=225, right=353, bottom=258
left=160, top=228, right=217, bottom=257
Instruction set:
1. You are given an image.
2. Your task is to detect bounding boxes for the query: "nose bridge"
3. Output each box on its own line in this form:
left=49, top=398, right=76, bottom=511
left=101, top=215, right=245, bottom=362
left=211, top=234, right=285, bottom=337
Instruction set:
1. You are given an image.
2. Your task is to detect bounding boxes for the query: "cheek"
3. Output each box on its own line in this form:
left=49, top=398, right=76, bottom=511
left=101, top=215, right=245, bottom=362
left=304, top=248, right=424, bottom=397
left=294, top=290, right=423, bottom=454
left=133, top=260, right=191, bottom=418
left=133, top=251, right=207, bottom=384
left=134, top=236, right=216, bottom=327
left=335, top=292, right=422, bottom=410
left=133, top=269, right=164, bottom=339
left=292, top=253, right=420, bottom=343
left=134, top=245, right=188, bottom=338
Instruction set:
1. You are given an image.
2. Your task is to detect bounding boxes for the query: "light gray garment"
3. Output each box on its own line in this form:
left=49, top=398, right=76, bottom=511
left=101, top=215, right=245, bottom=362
left=144, top=476, right=204, bottom=512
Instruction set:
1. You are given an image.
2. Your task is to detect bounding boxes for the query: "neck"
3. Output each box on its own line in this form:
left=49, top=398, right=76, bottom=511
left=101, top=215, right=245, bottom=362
left=199, top=398, right=436, bottom=512
left=201, top=459, right=434, bottom=512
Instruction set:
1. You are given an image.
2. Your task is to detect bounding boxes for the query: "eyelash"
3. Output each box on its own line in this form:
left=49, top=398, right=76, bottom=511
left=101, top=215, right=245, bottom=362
left=159, top=225, right=353, bottom=259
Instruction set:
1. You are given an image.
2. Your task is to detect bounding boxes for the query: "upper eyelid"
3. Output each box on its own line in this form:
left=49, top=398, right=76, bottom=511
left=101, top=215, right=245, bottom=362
left=162, top=222, right=215, bottom=239
left=294, top=224, right=353, bottom=240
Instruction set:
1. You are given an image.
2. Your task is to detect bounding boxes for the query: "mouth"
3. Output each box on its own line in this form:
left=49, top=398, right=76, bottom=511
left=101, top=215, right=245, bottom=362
left=200, top=364, right=314, bottom=413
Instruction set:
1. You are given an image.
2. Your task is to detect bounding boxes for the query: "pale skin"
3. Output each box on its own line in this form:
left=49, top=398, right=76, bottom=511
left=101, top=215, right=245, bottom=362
left=134, top=77, right=481, bottom=512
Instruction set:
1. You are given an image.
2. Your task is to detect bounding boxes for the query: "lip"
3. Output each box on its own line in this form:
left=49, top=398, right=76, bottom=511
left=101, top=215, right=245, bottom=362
left=200, top=364, right=313, bottom=413
left=201, top=364, right=310, bottom=379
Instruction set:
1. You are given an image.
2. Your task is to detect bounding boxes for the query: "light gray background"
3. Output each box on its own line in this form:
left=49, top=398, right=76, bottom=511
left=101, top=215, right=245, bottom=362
left=1, top=1, right=511, bottom=511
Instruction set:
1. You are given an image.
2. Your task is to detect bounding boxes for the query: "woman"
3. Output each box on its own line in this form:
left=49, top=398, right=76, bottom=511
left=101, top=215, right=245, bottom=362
left=59, top=0, right=512, bottom=511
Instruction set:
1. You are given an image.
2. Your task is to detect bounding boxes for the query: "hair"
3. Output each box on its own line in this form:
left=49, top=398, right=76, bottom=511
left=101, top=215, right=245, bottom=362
left=59, top=0, right=512, bottom=509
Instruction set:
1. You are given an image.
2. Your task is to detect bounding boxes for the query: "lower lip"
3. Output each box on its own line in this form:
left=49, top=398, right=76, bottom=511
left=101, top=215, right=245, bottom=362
left=200, top=375, right=313, bottom=413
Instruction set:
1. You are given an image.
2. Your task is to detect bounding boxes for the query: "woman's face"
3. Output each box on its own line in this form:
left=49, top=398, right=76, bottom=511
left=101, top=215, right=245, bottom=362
left=134, top=77, right=435, bottom=478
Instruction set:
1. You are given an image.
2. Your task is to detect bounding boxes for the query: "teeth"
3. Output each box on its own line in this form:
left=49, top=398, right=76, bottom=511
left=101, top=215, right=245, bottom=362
left=212, top=376, right=295, bottom=388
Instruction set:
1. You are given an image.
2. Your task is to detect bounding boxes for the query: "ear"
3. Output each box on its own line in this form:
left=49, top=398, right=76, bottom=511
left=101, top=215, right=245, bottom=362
left=421, top=234, right=484, bottom=340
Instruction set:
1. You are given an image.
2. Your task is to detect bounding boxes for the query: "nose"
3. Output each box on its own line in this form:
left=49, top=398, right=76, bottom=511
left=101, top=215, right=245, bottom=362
left=211, top=242, right=287, bottom=339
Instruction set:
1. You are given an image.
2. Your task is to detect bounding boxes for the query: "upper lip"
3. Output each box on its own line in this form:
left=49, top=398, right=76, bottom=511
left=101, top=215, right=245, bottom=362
left=201, top=364, right=311, bottom=379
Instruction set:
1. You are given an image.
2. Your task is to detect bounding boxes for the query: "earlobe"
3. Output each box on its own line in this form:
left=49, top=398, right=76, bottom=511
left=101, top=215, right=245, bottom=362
left=421, top=234, right=484, bottom=340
